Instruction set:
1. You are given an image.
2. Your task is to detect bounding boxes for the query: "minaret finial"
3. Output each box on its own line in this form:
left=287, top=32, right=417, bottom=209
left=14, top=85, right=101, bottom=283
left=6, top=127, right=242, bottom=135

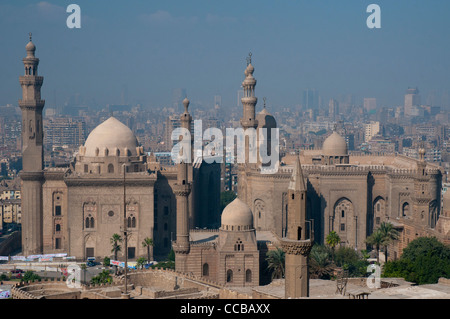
left=246, top=52, right=252, bottom=66
left=263, top=97, right=267, bottom=108
left=29, top=32, right=32, bottom=42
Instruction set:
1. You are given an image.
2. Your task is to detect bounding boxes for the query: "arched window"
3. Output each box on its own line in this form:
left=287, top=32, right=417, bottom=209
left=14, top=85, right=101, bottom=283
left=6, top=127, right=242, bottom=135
left=245, top=269, right=252, bottom=283
left=235, top=238, right=243, bottom=251
left=108, top=164, right=114, bottom=173
left=202, top=263, right=209, bottom=276
left=402, top=202, right=410, bottom=217
left=85, top=214, right=94, bottom=229
left=128, top=215, right=136, bottom=228
left=226, top=269, right=233, bottom=283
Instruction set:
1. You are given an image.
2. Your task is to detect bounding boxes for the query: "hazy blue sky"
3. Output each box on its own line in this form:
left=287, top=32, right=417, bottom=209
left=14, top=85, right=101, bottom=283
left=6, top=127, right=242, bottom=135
left=1, top=0, right=450, bottom=110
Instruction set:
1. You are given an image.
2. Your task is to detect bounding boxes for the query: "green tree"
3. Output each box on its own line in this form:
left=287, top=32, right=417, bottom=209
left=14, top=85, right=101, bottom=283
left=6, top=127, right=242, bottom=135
left=103, top=257, right=110, bottom=267
left=325, top=231, right=341, bottom=258
left=90, top=270, right=112, bottom=285
left=334, top=246, right=369, bottom=277
left=378, top=222, right=399, bottom=263
left=136, top=257, right=147, bottom=270
left=383, top=237, right=450, bottom=285
left=366, top=229, right=386, bottom=264
left=110, top=233, right=123, bottom=261
left=142, top=237, right=154, bottom=262
left=266, top=248, right=285, bottom=279
left=23, top=271, right=41, bottom=282
left=220, top=191, right=237, bottom=213
left=309, top=245, right=334, bottom=279
left=167, top=248, right=175, bottom=262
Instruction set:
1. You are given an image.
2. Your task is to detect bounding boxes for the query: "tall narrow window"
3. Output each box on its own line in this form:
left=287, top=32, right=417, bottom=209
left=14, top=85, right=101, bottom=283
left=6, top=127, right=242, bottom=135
left=226, top=270, right=233, bottom=283
left=246, top=269, right=252, bottom=283
left=202, top=263, right=209, bottom=276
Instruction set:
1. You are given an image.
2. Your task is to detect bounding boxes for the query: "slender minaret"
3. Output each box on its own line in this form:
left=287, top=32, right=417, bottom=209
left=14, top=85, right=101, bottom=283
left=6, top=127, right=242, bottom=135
left=19, top=34, right=45, bottom=256
left=173, top=97, right=192, bottom=273
left=281, top=155, right=313, bottom=298
left=238, top=53, right=258, bottom=200
left=240, top=52, right=258, bottom=163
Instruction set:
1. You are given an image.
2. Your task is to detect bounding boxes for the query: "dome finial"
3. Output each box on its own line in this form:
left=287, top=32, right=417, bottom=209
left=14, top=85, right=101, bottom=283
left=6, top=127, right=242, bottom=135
left=263, top=97, right=267, bottom=109
left=29, top=32, right=32, bottom=42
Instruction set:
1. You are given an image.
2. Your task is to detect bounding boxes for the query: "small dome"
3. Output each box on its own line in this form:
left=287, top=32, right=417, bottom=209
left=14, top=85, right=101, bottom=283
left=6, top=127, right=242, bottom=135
left=245, top=63, right=254, bottom=76
left=322, top=131, right=348, bottom=156
left=84, top=117, right=139, bottom=157
left=256, top=108, right=277, bottom=129
left=221, top=198, right=253, bottom=229
left=26, top=41, right=36, bottom=56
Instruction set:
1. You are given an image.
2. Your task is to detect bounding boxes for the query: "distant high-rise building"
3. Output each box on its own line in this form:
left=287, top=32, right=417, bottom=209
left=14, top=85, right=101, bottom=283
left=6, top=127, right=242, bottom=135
left=302, top=89, right=319, bottom=110
left=44, top=117, right=87, bottom=149
left=172, top=88, right=187, bottom=113
left=364, top=98, right=377, bottom=113
left=214, top=95, right=222, bottom=108
left=404, top=88, right=421, bottom=116
left=237, top=90, right=244, bottom=107
left=328, top=99, right=339, bottom=120
left=364, top=121, right=380, bottom=142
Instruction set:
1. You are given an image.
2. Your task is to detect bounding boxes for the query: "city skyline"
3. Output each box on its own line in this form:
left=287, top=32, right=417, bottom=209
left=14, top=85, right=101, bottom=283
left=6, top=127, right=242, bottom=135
left=0, top=0, right=449, bottom=110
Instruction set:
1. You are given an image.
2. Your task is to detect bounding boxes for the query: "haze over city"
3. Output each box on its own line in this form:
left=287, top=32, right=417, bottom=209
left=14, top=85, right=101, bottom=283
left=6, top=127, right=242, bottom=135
left=1, top=0, right=450, bottom=110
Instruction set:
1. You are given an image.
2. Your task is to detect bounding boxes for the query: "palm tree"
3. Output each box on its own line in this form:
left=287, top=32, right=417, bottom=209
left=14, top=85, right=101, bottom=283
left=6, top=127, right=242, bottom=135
left=142, top=237, right=154, bottom=262
left=266, top=248, right=285, bottom=279
left=366, top=230, right=386, bottom=264
left=110, top=233, right=123, bottom=261
left=378, top=222, right=399, bottom=263
left=326, top=231, right=341, bottom=258
left=309, top=246, right=335, bottom=279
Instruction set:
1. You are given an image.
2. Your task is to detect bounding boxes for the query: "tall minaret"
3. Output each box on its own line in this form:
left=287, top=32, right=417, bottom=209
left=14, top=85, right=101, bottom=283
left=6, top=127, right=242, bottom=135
left=240, top=52, right=258, bottom=162
left=281, top=155, right=313, bottom=298
left=19, top=34, right=45, bottom=256
left=173, top=97, right=192, bottom=273
left=238, top=53, right=258, bottom=200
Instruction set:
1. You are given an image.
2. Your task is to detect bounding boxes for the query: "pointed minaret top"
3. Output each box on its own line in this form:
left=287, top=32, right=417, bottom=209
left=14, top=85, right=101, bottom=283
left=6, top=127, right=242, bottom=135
left=288, top=154, right=306, bottom=192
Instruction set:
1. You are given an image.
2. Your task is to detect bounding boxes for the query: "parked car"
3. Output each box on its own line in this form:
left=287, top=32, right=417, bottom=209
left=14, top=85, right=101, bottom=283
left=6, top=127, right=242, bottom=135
left=11, top=269, right=24, bottom=274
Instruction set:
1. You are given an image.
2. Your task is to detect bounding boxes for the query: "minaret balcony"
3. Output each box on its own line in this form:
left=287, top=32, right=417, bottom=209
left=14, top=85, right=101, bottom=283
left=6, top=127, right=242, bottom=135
left=173, top=183, right=191, bottom=196
left=19, top=76, right=44, bottom=85
left=18, top=99, right=45, bottom=109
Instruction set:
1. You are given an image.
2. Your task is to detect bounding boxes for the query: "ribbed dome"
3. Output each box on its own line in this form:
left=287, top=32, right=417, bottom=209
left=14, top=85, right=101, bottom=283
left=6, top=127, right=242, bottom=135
left=322, top=131, right=348, bottom=156
left=83, top=117, right=139, bottom=157
left=221, top=198, right=253, bottom=229
left=26, top=41, right=36, bottom=57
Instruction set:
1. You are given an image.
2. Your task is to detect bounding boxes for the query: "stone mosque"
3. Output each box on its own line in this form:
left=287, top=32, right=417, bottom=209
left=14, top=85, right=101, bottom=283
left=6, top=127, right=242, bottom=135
left=18, top=37, right=221, bottom=261
left=19, top=38, right=450, bottom=297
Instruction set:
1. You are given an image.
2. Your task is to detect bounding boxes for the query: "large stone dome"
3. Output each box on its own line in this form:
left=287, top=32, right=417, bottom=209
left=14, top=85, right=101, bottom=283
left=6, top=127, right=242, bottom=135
left=83, top=117, right=139, bottom=157
left=221, top=198, right=254, bottom=230
left=322, top=131, right=348, bottom=156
